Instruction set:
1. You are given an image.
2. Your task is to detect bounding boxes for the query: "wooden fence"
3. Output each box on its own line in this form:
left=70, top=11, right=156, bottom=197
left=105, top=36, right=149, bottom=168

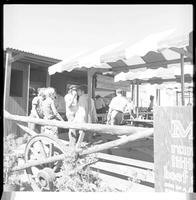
left=4, top=110, right=154, bottom=190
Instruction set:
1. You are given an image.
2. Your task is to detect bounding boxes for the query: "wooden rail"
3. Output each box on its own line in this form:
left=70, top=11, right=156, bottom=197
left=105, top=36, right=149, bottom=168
left=4, top=110, right=153, bottom=136
left=11, top=122, right=153, bottom=172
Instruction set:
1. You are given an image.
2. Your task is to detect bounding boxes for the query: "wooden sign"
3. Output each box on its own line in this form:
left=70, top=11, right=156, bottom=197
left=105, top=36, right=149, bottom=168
left=96, top=74, right=130, bottom=91
left=154, top=106, right=193, bottom=192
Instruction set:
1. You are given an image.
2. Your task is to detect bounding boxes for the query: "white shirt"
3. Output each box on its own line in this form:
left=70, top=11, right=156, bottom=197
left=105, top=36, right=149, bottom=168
left=109, top=95, right=129, bottom=113
left=64, top=93, right=78, bottom=116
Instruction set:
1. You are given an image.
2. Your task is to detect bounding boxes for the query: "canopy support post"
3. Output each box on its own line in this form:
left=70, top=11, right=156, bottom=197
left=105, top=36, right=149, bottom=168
left=158, top=89, right=161, bottom=106
left=176, top=91, right=178, bottom=106
left=87, top=68, right=96, bottom=98
left=156, top=89, right=159, bottom=106
left=136, top=82, right=139, bottom=118
left=131, top=83, right=135, bottom=102
left=46, top=70, right=51, bottom=87
left=180, top=54, right=185, bottom=106
left=26, top=64, right=30, bottom=115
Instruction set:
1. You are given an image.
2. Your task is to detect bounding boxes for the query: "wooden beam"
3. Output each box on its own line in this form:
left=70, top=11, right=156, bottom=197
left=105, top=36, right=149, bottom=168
left=91, top=161, right=154, bottom=184
left=4, top=51, right=12, bottom=137
left=180, top=54, right=185, bottom=105
left=4, top=52, right=12, bottom=109
left=4, top=110, right=153, bottom=136
left=8, top=53, right=25, bottom=64
left=11, top=153, right=69, bottom=172
left=96, top=152, right=154, bottom=170
left=111, top=57, right=191, bottom=72
left=80, top=129, right=153, bottom=156
left=17, top=123, right=37, bottom=137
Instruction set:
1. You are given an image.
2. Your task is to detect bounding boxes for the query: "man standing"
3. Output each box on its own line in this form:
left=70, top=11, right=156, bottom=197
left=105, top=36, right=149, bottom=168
left=69, top=85, right=97, bottom=147
left=64, top=85, right=78, bottom=121
left=107, top=89, right=129, bottom=125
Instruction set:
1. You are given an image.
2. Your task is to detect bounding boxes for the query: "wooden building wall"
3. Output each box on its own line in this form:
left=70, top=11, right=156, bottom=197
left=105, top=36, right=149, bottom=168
left=5, top=61, right=30, bottom=136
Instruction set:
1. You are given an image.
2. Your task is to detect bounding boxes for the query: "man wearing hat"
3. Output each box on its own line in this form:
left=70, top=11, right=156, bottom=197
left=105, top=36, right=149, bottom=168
left=107, top=88, right=129, bottom=125
left=69, top=85, right=97, bottom=147
left=64, top=84, right=78, bottom=122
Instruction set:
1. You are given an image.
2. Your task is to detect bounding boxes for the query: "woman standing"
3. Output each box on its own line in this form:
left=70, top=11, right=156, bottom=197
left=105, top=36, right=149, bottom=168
left=41, top=87, right=64, bottom=137
left=28, top=88, right=45, bottom=132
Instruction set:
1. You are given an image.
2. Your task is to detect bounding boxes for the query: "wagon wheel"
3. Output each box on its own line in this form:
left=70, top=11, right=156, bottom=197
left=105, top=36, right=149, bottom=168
left=24, top=134, right=68, bottom=191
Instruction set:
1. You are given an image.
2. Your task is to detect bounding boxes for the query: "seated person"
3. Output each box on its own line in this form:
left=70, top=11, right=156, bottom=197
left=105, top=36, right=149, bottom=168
left=95, top=95, right=106, bottom=114
left=147, top=95, right=155, bottom=112
left=147, top=95, right=155, bottom=119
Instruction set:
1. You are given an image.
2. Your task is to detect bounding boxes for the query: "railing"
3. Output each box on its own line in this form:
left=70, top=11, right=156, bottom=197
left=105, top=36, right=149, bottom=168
left=4, top=110, right=154, bottom=188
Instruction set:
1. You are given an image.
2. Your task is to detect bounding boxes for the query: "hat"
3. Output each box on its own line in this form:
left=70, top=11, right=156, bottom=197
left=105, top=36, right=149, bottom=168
left=69, top=85, right=78, bottom=90
left=95, top=95, right=101, bottom=98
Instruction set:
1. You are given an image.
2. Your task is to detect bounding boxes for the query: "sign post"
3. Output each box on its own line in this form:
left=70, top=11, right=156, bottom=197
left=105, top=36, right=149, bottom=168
left=154, top=106, right=193, bottom=192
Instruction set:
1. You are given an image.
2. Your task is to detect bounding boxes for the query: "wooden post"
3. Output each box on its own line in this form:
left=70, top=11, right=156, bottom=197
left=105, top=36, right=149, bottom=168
left=4, top=51, right=12, bottom=110
left=180, top=54, right=185, bottom=106
left=158, top=89, right=161, bottom=106
left=46, top=68, right=51, bottom=87
left=3, top=51, right=12, bottom=137
left=156, top=89, right=161, bottom=106
left=92, top=72, right=96, bottom=98
left=131, top=83, right=135, bottom=102
left=87, top=68, right=95, bottom=98
left=26, top=64, right=30, bottom=115
left=156, top=89, right=159, bottom=106
left=136, top=82, right=139, bottom=118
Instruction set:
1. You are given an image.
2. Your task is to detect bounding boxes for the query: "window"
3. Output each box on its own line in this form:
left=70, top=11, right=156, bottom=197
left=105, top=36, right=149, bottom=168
left=10, top=69, right=23, bottom=97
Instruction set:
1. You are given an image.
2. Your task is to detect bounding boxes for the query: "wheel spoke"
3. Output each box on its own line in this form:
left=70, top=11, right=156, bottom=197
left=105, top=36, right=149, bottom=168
left=48, top=143, right=54, bottom=168
left=37, top=140, right=47, bottom=158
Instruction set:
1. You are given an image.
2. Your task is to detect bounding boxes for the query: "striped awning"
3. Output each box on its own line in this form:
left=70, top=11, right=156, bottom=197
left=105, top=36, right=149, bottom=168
left=48, top=30, right=193, bottom=77
left=140, top=82, right=193, bottom=90
left=48, top=43, right=122, bottom=75
left=114, top=63, right=193, bottom=83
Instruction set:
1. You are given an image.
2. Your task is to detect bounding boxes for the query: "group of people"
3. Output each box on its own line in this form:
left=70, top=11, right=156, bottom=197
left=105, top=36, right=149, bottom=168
left=28, top=84, right=97, bottom=147
left=29, top=85, right=152, bottom=146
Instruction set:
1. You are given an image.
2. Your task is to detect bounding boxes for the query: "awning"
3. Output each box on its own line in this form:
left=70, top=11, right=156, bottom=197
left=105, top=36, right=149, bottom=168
left=140, top=82, right=193, bottom=90
left=48, top=42, right=122, bottom=75
left=48, top=29, right=192, bottom=76
left=114, top=63, right=193, bottom=83
left=100, top=30, right=192, bottom=71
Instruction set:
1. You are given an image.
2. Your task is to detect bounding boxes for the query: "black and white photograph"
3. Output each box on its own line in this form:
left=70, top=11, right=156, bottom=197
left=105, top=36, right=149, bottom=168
left=2, top=4, right=194, bottom=199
